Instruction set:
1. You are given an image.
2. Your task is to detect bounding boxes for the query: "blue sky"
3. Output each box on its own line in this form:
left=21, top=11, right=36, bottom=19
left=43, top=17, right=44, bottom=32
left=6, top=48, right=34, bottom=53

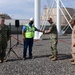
left=0, top=0, right=75, bottom=19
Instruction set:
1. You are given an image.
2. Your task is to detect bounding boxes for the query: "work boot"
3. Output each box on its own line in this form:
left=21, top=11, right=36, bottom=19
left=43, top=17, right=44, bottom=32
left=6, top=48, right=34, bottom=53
left=49, top=55, right=54, bottom=59
left=71, top=61, right=75, bottom=65
left=29, top=56, right=35, bottom=59
left=23, top=57, right=26, bottom=60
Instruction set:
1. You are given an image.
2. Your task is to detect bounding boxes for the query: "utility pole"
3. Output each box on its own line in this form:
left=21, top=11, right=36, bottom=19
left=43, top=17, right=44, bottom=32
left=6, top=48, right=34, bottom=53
left=34, top=0, right=40, bottom=39
left=57, top=0, right=61, bottom=35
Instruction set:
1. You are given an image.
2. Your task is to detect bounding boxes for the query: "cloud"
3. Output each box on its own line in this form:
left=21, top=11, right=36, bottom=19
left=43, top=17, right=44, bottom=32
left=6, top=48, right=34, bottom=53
left=0, top=0, right=34, bottom=19
left=3, top=0, right=75, bottom=19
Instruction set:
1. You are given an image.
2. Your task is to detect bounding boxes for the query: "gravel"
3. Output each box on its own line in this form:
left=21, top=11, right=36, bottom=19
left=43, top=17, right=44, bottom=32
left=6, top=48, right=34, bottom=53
left=0, top=34, right=75, bottom=75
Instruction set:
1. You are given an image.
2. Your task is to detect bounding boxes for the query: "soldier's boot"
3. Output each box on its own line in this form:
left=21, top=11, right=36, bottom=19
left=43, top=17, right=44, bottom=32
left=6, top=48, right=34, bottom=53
left=3, top=58, right=7, bottom=62
left=51, top=55, right=57, bottom=61
left=1, top=59, right=4, bottom=63
left=71, top=61, right=75, bottom=65
left=49, top=54, right=54, bottom=59
left=0, top=57, right=3, bottom=63
left=0, top=57, right=4, bottom=63
left=70, top=58, right=74, bottom=62
left=0, top=57, right=1, bottom=61
left=0, top=60, right=2, bottom=63
left=0, top=59, right=4, bottom=63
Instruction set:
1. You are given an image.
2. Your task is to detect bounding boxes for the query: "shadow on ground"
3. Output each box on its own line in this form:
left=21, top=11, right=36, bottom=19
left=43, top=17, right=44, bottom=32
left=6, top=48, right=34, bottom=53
left=5, top=54, right=72, bottom=62
left=34, top=54, right=72, bottom=60
left=57, top=54, right=72, bottom=60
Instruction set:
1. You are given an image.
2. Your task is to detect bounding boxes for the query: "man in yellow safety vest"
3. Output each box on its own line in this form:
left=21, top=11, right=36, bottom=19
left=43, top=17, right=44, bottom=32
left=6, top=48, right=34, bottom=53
left=22, top=18, right=44, bottom=60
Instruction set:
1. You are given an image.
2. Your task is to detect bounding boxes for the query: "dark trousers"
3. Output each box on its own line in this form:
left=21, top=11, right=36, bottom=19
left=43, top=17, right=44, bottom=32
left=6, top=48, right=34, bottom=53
left=0, top=41, right=7, bottom=59
left=23, top=38, right=33, bottom=58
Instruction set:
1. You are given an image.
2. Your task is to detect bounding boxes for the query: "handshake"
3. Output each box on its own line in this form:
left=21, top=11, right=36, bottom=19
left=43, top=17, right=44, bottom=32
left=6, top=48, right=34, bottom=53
left=39, top=29, right=50, bottom=34
left=42, top=30, right=48, bottom=34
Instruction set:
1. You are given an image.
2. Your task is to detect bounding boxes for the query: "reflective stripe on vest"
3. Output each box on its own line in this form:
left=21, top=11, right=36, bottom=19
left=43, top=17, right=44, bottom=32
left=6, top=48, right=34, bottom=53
left=25, top=24, right=35, bottom=38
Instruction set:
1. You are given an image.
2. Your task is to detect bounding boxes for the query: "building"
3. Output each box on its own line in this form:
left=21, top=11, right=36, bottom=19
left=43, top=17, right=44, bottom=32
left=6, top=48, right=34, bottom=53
left=0, top=13, right=11, bottom=19
left=41, top=7, right=75, bottom=25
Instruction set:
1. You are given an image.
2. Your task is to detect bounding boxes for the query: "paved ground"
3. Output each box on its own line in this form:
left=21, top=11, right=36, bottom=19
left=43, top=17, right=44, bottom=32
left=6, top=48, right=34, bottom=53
left=0, top=34, right=75, bottom=75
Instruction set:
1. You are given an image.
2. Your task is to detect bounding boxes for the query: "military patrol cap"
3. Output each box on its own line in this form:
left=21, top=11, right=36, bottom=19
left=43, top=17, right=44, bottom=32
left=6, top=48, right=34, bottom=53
left=47, top=17, right=52, bottom=20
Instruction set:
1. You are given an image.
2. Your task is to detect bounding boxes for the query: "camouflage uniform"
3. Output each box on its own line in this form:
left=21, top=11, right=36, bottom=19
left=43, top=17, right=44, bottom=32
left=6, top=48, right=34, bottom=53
left=0, top=24, right=10, bottom=61
left=49, top=23, right=58, bottom=56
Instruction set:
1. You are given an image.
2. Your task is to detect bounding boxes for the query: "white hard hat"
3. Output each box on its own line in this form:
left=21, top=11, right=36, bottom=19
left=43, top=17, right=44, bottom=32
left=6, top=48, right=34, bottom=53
left=30, top=18, right=34, bottom=21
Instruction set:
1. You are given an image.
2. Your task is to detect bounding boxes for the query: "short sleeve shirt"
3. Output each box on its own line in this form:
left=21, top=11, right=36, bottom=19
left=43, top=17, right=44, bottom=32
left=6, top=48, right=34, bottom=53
left=49, top=23, right=58, bottom=39
left=22, top=24, right=39, bottom=32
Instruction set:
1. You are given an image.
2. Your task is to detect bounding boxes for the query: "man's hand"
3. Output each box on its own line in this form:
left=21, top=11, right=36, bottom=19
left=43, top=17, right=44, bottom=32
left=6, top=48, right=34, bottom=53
left=23, top=36, right=25, bottom=41
left=42, top=30, right=45, bottom=34
left=73, top=44, right=75, bottom=47
left=43, top=30, right=48, bottom=34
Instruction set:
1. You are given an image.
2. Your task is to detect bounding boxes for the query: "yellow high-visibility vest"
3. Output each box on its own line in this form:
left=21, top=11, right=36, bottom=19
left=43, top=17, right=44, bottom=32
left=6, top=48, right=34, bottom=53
left=25, top=24, right=35, bottom=38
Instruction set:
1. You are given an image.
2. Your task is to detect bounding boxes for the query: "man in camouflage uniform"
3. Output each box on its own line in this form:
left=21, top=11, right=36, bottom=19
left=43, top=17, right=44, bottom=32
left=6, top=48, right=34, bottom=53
left=44, top=17, right=58, bottom=61
left=0, top=16, right=10, bottom=63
